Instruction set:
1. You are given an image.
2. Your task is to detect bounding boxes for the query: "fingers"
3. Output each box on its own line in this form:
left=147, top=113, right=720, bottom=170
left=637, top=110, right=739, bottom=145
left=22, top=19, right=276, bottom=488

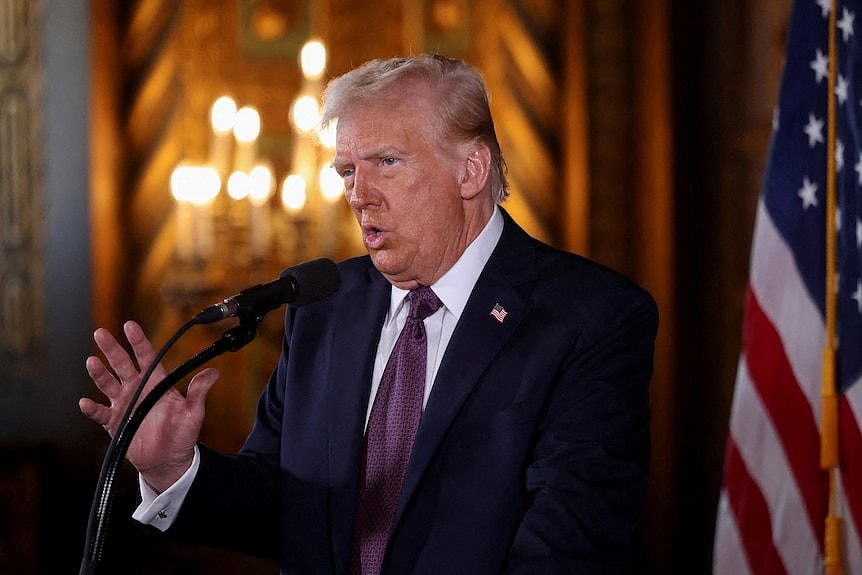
left=78, top=397, right=112, bottom=428
left=83, top=355, right=128, bottom=435
left=83, top=322, right=218, bottom=439
left=186, top=368, right=220, bottom=413
left=85, top=355, right=123, bottom=400
left=94, top=326, right=140, bottom=383
left=91, top=321, right=165, bottom=389
left=124, top=321, right=166, bottom=381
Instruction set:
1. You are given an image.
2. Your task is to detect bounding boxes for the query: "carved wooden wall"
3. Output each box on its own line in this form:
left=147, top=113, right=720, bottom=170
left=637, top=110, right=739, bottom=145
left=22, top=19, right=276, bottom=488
left=0, top=0, right=43, bottom=357
left=0, top=7, right=46, bottom=573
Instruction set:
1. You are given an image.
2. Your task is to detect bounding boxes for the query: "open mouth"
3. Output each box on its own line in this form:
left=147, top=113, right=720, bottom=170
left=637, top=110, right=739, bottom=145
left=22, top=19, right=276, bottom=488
left=363, top=225, right=385, bottom=248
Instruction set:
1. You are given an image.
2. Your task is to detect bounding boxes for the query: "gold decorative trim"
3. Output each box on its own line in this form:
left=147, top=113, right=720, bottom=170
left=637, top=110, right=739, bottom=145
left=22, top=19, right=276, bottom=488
left=0, top=0, right=29, bottom=66
left=476, top=0, right=560, bottom=244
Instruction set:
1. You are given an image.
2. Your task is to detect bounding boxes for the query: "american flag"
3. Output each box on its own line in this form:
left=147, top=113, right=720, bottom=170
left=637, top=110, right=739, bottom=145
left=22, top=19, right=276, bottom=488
left=489, top=303, right=508, bottom=323
left=713, top=1, right=862, bottom=574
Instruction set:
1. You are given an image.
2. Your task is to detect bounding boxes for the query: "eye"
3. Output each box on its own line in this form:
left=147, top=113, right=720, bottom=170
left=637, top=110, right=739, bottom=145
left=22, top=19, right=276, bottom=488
left=380, top=156, right=398, bottom=167
left=338, top=167, right=355, bottom=179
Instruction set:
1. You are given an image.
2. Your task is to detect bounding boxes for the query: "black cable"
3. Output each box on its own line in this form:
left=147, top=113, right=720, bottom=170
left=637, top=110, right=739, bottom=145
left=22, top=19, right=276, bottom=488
left=79, top=317, right=199, bottom=574
left=79, top=316, right=263, bottom=575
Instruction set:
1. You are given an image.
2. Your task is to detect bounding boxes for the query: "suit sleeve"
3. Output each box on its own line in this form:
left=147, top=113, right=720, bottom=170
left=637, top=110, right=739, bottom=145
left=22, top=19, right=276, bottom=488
left=163, top=314, right=297, bottom=560
left=505, top=286, right=658, bottom=574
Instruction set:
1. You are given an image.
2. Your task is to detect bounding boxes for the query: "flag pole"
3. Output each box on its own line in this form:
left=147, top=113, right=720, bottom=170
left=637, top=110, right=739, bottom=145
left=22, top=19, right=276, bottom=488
left=822, top=1, right=842, bottom=574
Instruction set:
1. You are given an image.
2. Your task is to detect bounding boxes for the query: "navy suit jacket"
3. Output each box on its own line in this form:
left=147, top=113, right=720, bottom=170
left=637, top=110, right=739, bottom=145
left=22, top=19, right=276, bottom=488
left=169, top=211, right=658, bottom=574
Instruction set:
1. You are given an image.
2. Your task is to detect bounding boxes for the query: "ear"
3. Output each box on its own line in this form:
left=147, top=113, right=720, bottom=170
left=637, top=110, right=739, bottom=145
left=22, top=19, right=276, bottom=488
left=458, top=142, right=492, bottom=201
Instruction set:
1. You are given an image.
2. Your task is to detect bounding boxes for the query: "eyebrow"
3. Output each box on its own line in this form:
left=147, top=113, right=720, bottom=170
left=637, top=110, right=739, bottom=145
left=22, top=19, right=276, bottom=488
left=361, top=146, right=401, bottom=159
left=333, top=146, right=404, bottom=167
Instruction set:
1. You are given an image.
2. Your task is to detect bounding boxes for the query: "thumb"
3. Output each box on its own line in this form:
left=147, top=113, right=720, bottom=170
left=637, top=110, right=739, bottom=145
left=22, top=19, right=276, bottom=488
left=186, top=367, right=219, bottom=412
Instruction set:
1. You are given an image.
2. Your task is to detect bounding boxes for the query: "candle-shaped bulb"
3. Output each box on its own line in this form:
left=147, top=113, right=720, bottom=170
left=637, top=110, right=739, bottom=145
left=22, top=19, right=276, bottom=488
left=210, top=96, right=237, bottom=134
left=171, top=164, right=219, bottom=260
left=300, top=40, right=327, bottom=80
left=233, top=107, right=261, bottom=173
left=319, top=164, right=344, bottom=203
left=171, top=166, right=194, bottom=262
left=171, top=165, right=192, bottom=202
left=248, top=164, right=274, bottom=206
left=227, top=170, right=251, bottom=200
left=188, top=166, right=221, bottom=206
left=292, top=96, right=321, bottom=134
left=171, top=165, right=219, bottom=204
left=281, top=174, right=307, bottom=213
left=234, top=106, right=261, bottom=143
left=248, top=164, right=274, bottom=259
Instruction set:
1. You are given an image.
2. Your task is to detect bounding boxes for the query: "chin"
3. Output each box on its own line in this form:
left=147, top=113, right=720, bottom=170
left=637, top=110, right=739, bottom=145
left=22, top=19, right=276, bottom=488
left=369, top=255, right=416, bottom=286
left=369, top=252, right=399, bottom=275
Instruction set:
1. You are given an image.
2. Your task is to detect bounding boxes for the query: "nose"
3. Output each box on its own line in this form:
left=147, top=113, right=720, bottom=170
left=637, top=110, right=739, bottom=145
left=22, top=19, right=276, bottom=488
left=346, top=168, right=375, bottom=210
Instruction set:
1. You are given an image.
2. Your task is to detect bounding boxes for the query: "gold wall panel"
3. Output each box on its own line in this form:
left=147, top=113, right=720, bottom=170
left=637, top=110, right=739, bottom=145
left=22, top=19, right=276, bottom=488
left=474, top=0, right=564, bottom=245
left=0, top=0, right=29, bottom=65
left=0, top=0, right=43, bottom=355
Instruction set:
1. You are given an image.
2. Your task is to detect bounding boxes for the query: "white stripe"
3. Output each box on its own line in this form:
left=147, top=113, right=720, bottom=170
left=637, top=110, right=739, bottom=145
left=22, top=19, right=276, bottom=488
left=839, top=474, right=862, bottom=575
left=730, top=357, right=822, bottom=574
left=840, top=386, right=862, bottom=575
left=749, top=199, right=826, bottom=420
left=713, top=490, right=753, bottom=575
left=846, top=374, right=862, bottom=437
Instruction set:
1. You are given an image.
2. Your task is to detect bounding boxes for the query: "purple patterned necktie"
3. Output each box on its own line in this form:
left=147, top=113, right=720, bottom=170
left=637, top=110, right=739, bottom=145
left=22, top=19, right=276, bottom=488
left=351, top=286, right=442, bottom=575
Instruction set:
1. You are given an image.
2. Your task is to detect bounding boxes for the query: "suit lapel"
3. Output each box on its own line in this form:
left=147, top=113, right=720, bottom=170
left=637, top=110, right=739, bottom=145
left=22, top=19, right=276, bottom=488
left=394, top=212, right=538, bottom=525
left=326, top=260, right=390, bottom=570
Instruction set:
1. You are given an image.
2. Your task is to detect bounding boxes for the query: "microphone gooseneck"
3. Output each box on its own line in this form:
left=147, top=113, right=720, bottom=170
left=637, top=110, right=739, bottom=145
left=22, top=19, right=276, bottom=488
left=193, top=258, right=341, bottom=324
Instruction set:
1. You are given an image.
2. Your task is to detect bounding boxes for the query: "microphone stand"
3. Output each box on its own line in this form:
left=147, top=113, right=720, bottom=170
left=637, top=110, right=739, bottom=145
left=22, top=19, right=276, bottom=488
left=79, top=313, right=263, bottom=575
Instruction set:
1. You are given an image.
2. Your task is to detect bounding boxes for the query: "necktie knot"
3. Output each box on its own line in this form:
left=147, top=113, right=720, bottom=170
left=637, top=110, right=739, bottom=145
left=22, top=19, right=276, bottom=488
left=407, top=286, right=442, bottom=321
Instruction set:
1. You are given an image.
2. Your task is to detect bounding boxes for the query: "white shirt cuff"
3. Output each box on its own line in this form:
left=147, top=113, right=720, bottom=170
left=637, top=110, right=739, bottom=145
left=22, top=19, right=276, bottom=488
left=131, top=445, right=200, bottom=532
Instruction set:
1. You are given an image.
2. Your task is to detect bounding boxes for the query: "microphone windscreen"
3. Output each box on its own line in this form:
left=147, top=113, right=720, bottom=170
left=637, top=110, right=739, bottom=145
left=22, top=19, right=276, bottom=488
left=284, top=258, right=341, bottom=307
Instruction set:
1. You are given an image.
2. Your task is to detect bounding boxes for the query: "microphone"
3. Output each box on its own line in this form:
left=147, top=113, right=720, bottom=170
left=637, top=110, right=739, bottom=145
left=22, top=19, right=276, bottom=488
left=194, top=258, right=341, bottom=324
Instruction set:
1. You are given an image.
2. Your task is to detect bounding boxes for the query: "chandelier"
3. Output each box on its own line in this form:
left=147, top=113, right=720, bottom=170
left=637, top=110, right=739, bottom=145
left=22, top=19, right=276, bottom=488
left=162, top=39, right=354, bottom=310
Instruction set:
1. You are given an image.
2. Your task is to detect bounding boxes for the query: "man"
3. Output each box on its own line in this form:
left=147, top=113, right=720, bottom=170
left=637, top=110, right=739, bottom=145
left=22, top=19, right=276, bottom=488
left=81, top=54, right=658, bottom=574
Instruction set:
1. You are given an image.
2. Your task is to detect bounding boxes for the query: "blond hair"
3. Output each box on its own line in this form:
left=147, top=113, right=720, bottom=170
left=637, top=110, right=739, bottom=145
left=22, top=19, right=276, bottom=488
left=322, top=54, right=509, bottom=202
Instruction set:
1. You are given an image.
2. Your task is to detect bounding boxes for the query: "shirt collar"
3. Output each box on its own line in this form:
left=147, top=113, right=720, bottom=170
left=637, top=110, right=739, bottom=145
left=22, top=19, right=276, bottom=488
left=388, top=206, right=504, bottom=319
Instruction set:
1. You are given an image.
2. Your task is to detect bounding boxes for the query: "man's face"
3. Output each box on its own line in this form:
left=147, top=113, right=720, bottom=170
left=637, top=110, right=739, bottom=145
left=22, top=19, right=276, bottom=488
left=332, top=89, right=477, bottom=289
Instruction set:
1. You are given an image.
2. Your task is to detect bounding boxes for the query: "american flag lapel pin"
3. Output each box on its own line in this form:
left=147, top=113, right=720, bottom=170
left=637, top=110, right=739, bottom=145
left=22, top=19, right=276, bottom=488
left=489, top=303, right=508, bottom=324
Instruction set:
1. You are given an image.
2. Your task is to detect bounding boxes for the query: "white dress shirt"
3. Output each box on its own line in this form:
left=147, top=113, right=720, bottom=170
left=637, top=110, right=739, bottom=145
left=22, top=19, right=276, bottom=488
left=134, top=207, right=504, bottom=531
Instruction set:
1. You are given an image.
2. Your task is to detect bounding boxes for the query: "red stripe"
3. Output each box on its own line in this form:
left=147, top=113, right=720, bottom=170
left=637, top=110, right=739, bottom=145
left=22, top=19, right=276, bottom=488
left=743, top=288, right=829, bottom=548
left=723, top=438, right=789, bottom=575
left=840, top=396, right=862, bottom=539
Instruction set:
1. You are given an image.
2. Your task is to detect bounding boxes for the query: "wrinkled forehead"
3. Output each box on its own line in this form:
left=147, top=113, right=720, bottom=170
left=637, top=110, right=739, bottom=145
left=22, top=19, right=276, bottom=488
left=334, top=91, right=440, bottom=151
left=347, top=73, right=437, bottom=111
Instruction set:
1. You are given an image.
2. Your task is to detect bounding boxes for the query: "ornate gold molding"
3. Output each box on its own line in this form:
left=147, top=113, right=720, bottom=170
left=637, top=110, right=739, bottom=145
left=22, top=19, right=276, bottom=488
left=0, top=0, right=43, bottom=355
left=474, top=0, right=562, bottom=245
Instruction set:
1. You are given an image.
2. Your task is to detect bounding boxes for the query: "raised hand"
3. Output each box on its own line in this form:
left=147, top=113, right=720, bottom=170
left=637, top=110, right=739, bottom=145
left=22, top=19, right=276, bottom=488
left=79, top=320, right=219, bottom=493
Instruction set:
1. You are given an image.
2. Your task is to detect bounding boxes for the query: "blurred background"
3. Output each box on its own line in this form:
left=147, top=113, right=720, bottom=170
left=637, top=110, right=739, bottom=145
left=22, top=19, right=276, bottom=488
left=0, top=0, right=791, bottom=572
